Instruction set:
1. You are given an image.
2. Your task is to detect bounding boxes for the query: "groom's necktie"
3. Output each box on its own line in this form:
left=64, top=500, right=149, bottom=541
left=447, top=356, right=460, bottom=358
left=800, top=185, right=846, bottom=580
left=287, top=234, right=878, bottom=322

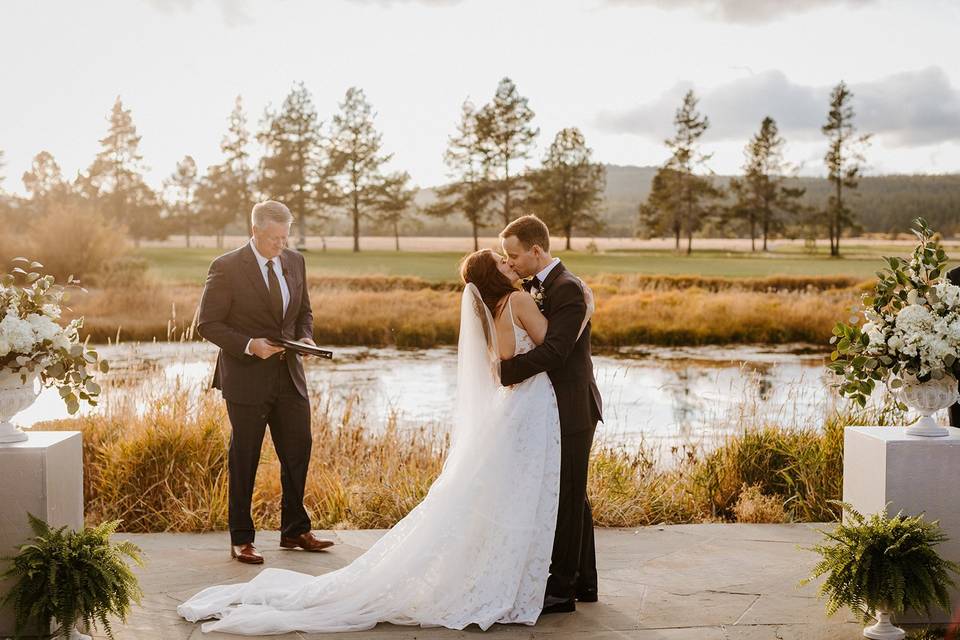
left=525, top=276, right=542, bottom=293
left=266, top=260, right=284, bottom=323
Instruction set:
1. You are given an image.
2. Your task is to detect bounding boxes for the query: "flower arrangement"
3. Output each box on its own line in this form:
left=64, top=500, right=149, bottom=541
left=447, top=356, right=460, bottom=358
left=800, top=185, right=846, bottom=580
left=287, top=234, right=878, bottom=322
left=827, top=218, right=960, bottom=408
left=0, top=258, right=107, bottom=414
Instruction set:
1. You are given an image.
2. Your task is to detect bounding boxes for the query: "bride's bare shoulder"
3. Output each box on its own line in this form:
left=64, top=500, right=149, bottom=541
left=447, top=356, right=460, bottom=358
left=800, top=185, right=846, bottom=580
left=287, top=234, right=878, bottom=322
left=510, top=290, right=538, bottom=314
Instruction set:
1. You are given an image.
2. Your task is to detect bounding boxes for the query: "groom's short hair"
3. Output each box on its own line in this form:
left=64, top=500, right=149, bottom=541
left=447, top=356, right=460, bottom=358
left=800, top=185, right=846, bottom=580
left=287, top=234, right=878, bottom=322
left=501, top=215, right=550, bottom=253
left=251, top=200, right=293, bottom=228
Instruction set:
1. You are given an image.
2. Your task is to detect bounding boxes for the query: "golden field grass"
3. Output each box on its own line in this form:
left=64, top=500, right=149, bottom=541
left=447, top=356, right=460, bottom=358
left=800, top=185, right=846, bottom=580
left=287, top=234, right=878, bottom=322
left=36, top=378, right=905, bottom=533
left=67, top=273, right=868, bottom=348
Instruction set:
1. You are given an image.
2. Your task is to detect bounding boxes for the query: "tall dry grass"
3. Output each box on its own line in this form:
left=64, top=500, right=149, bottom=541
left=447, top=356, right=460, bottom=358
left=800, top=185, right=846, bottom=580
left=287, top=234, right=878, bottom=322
left=65, top=273, right=865, bottom=348
left=38, top=379, right=905, bottom=532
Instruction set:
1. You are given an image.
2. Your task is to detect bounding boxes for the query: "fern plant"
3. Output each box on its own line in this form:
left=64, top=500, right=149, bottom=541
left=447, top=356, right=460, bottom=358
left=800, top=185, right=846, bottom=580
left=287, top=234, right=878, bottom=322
left=803, top=502, right=960, bottom=623
left=1, top=514, right=143, bottom=639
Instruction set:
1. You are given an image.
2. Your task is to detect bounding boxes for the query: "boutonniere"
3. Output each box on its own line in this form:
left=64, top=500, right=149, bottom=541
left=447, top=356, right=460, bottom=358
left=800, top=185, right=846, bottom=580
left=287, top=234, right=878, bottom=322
left=531, top=287, right=545, bottom=309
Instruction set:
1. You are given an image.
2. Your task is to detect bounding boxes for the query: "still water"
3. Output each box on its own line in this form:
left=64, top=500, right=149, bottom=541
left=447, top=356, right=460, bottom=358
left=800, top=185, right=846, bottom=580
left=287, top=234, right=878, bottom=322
left=14, top=342, right=853, bottom=449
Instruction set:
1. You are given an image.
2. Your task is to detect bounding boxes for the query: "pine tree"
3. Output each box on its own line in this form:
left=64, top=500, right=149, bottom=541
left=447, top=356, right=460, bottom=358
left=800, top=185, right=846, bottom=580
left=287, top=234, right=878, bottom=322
left=195, top=162, right=236, bottom=249
left=257, top=82, right=323, bottom=248
left=822, top=81, right=871, bottom=257
left=427, top=100, right=495, bottom=251
left=374, top=172, right=417, bottom=251
left=528, top=128, right=605, bottom=250
left=478, top=78, right=538, bottom=227
left=164, top=155, right=199, bottom=247
left=663, top=90, right=720, bottom=254
left=726, top=117, right=804, bottom=251
left=22, top=151, right=70, bottom=218
left=80, top=97, right=159, bottom=246
left=221, top=96, right=254, bottom=236
left=328, top=87, right=392, bottom=252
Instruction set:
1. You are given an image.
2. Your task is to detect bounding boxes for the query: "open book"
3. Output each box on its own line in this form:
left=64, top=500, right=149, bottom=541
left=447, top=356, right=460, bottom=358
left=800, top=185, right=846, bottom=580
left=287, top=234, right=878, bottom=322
left=270, top=338, right=333, bottom=359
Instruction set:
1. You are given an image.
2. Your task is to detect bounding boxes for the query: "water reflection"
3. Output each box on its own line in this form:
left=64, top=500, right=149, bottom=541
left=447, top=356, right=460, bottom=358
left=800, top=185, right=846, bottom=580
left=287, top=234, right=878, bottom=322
left=12, top=341, right=857, bottom=451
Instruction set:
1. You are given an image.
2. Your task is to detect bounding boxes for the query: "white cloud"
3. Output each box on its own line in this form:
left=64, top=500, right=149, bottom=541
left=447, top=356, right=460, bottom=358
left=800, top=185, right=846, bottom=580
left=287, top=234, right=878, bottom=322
left=341, top=0, right=464, bottom=5
left=595, top=67, right=960, bottom=147
left=602, top=0, right=877, bottom=24
left=143, top=0, right=253, bottom=27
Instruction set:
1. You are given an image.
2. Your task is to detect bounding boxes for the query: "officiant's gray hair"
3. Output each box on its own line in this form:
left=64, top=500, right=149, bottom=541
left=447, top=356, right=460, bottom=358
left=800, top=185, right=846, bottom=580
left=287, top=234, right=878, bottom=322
left=251, top=200, right=294, bottom=229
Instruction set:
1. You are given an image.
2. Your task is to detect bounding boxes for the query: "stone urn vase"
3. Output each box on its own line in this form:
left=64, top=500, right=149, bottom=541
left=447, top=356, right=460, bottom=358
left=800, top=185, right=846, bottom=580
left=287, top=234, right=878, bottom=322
left=863, top=609, right=904, bottom=639
left=0, top=370, right=40, bottom=444
left=895, top=372, right=958, bottom=437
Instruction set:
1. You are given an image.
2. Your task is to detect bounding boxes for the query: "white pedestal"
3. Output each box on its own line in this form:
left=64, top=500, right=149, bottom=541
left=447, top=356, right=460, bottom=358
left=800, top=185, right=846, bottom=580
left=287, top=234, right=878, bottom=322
left=843, top=426, right=960, bottom=624
left=0, top=431, right=84, bottom=637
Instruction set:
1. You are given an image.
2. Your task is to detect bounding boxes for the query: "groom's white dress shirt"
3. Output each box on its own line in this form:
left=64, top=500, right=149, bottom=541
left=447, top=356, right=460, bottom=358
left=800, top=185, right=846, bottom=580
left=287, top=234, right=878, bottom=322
left=244, top=238, right=291, bottom=355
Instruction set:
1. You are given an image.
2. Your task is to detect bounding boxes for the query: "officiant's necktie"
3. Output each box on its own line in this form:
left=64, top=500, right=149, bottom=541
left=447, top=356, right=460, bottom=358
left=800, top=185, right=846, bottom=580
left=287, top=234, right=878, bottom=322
left=266, top=260, right=283, bottom=323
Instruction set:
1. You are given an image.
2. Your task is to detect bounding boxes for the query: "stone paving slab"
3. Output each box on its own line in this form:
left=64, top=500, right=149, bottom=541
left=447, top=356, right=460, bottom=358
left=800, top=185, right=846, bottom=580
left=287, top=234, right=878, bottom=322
left=61, top=524, right=917, bottom=639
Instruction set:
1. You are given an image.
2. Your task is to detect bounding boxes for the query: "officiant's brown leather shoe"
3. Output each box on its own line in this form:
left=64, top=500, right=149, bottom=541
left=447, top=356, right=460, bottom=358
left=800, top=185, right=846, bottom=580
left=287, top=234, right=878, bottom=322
left=280, top=531, right=334, bottom=552
left=231, top=543, right=264, bottom=564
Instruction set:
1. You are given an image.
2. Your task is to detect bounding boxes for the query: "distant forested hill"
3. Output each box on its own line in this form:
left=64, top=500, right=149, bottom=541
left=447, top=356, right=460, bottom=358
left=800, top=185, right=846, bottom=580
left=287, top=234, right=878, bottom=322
left=366, top=165, right=960, bottom=238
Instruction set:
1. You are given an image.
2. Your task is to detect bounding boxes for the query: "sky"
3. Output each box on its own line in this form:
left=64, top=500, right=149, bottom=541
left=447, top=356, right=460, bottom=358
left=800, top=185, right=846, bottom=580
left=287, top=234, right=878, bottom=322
left=1, top=0, right=959, bottom=196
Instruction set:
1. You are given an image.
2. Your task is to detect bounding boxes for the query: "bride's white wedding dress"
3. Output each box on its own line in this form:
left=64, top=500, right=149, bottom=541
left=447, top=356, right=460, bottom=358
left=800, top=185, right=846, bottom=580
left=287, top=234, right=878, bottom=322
left=177, top=285, right=561, bottom=634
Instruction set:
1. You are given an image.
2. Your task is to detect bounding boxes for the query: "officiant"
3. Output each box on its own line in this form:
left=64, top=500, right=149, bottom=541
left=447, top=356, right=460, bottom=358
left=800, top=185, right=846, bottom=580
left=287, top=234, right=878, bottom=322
left=196, top=200, right=333, bottom=564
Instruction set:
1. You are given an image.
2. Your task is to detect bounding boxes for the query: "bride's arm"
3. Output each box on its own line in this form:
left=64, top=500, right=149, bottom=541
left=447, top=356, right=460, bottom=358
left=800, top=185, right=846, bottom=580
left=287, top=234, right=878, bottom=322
left=578, top=280, right=595, bottom=339
left=514, top=282, right=595, bottom=346
left=511, top=291, right=547, bottom=345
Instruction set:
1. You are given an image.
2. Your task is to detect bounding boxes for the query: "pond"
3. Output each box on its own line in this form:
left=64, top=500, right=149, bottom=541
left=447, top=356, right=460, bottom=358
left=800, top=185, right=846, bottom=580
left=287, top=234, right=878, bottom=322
left=11, top=341, right=876, bottom=453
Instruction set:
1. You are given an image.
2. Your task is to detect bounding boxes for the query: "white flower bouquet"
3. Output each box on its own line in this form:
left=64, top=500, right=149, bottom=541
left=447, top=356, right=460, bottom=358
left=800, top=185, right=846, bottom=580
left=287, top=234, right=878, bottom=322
left=828, top=218, right=960, bottom=408
left=0, top=258, right=107, bottom=414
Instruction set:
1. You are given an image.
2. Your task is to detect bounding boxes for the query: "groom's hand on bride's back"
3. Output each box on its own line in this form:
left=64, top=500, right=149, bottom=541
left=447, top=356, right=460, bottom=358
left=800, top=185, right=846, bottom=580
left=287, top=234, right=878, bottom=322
left=248, top=338, right=284, bottom=359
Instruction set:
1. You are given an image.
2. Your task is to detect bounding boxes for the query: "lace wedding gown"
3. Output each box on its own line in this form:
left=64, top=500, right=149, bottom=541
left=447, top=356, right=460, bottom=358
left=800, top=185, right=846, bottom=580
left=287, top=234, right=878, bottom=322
left=178, top=285, right=561, bottom=634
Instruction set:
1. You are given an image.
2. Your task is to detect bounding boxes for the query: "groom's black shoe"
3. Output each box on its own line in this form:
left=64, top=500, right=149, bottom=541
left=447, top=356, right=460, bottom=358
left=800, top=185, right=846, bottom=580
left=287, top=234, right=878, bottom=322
left=541, top=595, right=576, bottom=615
left=576, top=587, right=598, bottom=603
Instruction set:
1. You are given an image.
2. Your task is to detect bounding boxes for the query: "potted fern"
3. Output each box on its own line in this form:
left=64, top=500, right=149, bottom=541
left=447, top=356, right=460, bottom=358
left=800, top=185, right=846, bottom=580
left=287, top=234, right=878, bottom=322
left=803, top=503, right=959, bottom=640
left=1, top=515, right=143, bottom=639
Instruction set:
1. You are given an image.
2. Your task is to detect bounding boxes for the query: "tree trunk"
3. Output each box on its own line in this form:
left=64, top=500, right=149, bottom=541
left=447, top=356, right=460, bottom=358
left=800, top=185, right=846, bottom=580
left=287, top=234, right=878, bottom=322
left=472, top=220, right=479, bottom=251
left=833, top=179, right=842, bottom=257
left=503, top=164, right=511, bottom=227
left=686, top=230, right=692, bottom=255
left=185, top=222, right=191, bottom=249
left=352, top=193, right=360, bottom=253
left=394, top=221, right=400, bottom=252
left=750, top=217, right=756, bottom=252
left=565, top=226, right=572, bottom=251
left=675, top=227, right=680, bottom=250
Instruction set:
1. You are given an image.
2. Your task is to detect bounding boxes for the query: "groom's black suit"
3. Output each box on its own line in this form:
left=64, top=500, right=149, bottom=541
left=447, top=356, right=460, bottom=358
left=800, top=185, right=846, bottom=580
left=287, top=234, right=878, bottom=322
left=197, top=242, right=315, bottom=546
left=500, top=261, right=603, bottom=601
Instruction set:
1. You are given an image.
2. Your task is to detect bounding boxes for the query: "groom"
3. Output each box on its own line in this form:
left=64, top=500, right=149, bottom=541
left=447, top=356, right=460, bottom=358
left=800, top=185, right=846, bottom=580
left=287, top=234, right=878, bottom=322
left=197, top=200, right=333, bottom=564
left=500, top=215, right=603, bottom=614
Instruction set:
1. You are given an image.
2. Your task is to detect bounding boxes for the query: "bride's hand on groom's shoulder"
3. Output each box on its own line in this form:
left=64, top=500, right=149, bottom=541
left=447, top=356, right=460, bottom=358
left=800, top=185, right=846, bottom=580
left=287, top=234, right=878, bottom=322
left=580, top=280, right=596, bottom=317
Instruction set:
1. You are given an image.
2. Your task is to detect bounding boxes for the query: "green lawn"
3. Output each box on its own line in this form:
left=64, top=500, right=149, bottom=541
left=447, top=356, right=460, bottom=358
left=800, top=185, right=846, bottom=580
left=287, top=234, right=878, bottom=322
left=138, top=246, right=959, bottom=284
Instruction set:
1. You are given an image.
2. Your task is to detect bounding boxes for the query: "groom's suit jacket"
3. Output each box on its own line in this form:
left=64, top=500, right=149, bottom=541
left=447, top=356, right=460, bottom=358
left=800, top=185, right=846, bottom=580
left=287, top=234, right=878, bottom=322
left=196, top=243, right=314, bottom=405
left=500, top=261, right=603, bottom=436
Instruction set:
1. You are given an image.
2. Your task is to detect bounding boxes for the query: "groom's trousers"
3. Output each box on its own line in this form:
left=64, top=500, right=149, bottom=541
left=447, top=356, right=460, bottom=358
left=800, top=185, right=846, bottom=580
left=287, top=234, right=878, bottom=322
left=546, top=423, right=598, bottom=599
left=225, top=356, right=312, bottom=545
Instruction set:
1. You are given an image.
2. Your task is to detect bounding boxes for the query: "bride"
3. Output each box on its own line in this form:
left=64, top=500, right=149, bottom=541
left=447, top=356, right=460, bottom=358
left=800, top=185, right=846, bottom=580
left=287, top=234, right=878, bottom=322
left=177, top=248, right=594, bottom=634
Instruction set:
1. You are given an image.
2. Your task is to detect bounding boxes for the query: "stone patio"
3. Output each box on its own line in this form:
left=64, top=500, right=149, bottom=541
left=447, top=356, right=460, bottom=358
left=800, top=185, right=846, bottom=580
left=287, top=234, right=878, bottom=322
left=88, top=524, right=904, bottom=639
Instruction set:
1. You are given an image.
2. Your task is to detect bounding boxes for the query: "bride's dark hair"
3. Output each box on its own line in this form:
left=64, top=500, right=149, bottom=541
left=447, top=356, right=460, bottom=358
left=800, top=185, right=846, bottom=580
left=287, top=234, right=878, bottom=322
left=459, top=249, right=517, bottom=318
